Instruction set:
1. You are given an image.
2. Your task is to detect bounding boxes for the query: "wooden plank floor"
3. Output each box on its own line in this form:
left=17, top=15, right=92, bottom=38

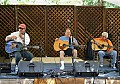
left=11, top=57, right=84, bottom=64
left=11, top=57, right=110, bottom=64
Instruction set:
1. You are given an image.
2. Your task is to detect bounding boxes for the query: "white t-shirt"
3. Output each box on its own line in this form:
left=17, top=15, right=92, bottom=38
left=6, top=31, right=30, bottom=46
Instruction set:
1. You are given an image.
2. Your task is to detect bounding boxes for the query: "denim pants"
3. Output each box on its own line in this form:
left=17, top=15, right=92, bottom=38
left=14, top=50, right=33, bottom=65
left=98, top=50, right=117, bottom=64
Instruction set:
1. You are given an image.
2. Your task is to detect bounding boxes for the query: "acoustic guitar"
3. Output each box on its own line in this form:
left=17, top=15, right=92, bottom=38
left=5, top=41, right=39, bottom=53
left=54, top=40, right=85, bottom=51
left=92, top=39, right=114, bottom=51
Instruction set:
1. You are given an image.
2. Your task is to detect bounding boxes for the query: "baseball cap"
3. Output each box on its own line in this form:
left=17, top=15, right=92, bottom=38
left=18, top=24, right=26, bottom=29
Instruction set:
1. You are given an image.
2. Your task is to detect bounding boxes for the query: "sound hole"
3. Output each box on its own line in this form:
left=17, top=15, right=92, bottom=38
left=59, top=44, right=66, bottom=50
left=98, top=44, right=104, bottom=49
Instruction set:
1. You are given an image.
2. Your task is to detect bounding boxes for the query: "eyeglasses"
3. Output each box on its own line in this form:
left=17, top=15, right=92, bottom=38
left=19, top=28, right=25, bottom=30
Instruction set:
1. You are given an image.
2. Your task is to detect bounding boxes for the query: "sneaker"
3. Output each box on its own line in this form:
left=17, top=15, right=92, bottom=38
left=111, top=64, right=116, bottom=69
left=60, top=65, right=64, bottom=70
left=100, top=64, right=103, bottom=67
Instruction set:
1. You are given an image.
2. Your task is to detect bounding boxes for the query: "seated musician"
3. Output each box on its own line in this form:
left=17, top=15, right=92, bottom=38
left=55, top=28, right=78, bottom=70
left=5, top=24, right=33, bottom=72
left=92, top=32, right=117, bottom=68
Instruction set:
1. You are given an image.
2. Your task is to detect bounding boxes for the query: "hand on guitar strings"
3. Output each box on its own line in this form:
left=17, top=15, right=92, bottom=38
left=11, top=36, right=17, bottom=39
left=11, top=43, right=17, bottom=49
left=55, top=38, right=59, bottom=41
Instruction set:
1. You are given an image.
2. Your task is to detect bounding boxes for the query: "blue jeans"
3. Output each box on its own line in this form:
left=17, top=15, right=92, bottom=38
left=98, top=50, right=117, bottom=64
left=14, top=50, right=33, bottom=65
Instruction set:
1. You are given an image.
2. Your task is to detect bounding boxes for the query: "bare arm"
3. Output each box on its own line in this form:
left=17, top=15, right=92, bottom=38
left=5, top=36, right=17, bottom=42
left=55, top=38, right=59, bottom=41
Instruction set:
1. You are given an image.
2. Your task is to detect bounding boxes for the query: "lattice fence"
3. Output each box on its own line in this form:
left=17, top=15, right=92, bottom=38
left=47, top=5, right=75, bottom=57
left=105, top=8, right=120, bottom=55
left=0, top=5, right=120, bottom=58
left=16, top=5, right=46, bottom=57
left=76, top=6, right=104, bottom=58
left=0, top=6, right=15, bottom=58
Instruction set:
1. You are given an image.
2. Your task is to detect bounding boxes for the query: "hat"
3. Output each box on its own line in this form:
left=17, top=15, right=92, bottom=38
left=18, top=24, right=26, bottom=29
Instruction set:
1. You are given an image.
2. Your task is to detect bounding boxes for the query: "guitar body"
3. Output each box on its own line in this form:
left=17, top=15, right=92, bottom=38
left=92, top=39, right=108, bottom=51
left=5, top=41, right=23, bottom=53
left=54, top=40, right=69, bottom=51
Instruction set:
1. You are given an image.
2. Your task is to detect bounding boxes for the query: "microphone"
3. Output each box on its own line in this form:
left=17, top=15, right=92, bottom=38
left=67, top=19, right=71, bottom=23
left=67, top=19, right=71, bottom=27
left=36, top=42, right=43, bottom=51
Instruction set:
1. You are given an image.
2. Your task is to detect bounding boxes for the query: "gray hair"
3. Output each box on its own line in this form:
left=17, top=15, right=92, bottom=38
left=102, top=32, right=108, bottom=38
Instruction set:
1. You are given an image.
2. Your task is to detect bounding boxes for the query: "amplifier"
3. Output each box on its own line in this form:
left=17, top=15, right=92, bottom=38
left=0, top=63, right=11, bottom=73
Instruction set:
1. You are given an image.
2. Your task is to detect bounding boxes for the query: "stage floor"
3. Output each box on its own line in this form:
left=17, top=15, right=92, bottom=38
left=11, top=57, right=83, bottom=63
left=0, top=57, right=120, bottom=79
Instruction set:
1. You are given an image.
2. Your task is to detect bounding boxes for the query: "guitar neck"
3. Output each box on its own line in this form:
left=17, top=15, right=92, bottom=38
left=24, top=46, right=40, bottom=49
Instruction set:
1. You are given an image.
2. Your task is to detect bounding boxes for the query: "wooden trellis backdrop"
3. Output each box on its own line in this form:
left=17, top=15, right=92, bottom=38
left=0, top=6, right=15, bottom=58
left=105, top=8, right=120, bottom=55
left=46, top=5, right=75, bottom=57
left=76, top=6, right=104, bottom=58
left=17, top=5, right=46, bottom=57
left=0, top=5, right=120, bottom=58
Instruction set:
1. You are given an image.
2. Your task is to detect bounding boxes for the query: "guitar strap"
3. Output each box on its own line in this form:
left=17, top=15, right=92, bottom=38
left=106, top=39, right=110, bottom=46
left=69, top=36, right=73, bottom=46
left=105, top=39, right=110, bottom=52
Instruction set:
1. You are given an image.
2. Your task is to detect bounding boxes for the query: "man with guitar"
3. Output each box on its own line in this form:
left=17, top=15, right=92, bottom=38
left=91, top=32, right=117, bottom=68
left=55, top=28, right=78, bottom=70
left=5, top=24, right=33, bottom=72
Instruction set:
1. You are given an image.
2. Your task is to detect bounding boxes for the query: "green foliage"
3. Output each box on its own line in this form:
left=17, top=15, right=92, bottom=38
left=103, top=1, right=120, bottom=8
left=45, top=0, right=60, bottom=4
left=0, top=0, right=120, bottom=8
left=83, top=0, right=98, bottom=6
left=83, top=0, right=120, bottom=8
left=1, top=0, right=10, bottom=5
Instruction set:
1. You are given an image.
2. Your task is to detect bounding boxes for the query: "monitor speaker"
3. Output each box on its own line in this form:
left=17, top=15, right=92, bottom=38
left=74, top=61, right=99, bottom=77
left=0, top=63, right=11, bottom=73
left=18, top=61, right=44, bottom=77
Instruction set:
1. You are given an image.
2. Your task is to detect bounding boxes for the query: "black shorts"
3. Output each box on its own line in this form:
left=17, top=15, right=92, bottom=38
left=64, top=48, right=73, bottom=56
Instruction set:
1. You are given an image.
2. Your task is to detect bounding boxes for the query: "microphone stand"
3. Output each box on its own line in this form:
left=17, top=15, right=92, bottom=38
left=67, top=19, right=75, bottom=71
left=117, top=33, right=120, bottom=75
left=23, top=32, right=26, bottom=61
left=67, top=19, right=71, bottom=28
left=70, top=35, right=76, bottom=72
left=89, top=34, right=96, bottom=61
left=93, top=38, right=96, bottom=61
left=37, top=42, right=43, bottom=62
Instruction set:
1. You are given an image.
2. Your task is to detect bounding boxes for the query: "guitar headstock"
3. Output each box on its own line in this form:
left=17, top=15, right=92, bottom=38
left=33, top=46, right=40, bottom=49
left=90, top=34, right=94, bottom=39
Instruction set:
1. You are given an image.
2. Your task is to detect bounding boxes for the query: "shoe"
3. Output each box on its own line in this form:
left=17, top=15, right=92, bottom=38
left=60, top=65, right=64, bottom=70
left=112, top=66, right=116, bottom=69
left=111, top=64, right=116, bottom=69
left=100, top=64, right=103, bottom=67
